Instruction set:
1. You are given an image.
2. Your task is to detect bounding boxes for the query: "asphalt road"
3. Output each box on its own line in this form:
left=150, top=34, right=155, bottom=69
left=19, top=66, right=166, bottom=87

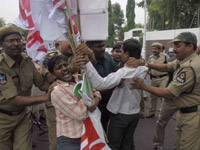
left=32, top=98, right=176, bottom=150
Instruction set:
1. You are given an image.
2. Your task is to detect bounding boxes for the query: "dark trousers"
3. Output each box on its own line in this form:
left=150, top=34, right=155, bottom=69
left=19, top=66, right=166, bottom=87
left=57, top=136, right=80, bottom=150
left=99, top=108, right=110, bottom=132
left=107, top=112, right=140, bottom=150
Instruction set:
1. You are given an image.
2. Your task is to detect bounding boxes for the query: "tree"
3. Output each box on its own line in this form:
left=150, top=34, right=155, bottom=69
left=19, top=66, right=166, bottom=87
left=138, top=0, right=200, bottom=30
left=112, top=3, right=124, bottom=41
left=126, top=0, right=135, bottom=30
left=0, top=18, right=6, bottom=28
left=106, top=0, right=115, bottom=47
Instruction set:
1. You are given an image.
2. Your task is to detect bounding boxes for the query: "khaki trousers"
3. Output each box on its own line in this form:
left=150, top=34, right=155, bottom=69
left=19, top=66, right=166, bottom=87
left=175, top=106, right=200, bottom=150
left=0, top=110, right=32, bottom=150
left=153, top=99, right=177, bottom=147
left=44, top=104, right=57, bottom=150
left=149, top=76, right=168, bottom=115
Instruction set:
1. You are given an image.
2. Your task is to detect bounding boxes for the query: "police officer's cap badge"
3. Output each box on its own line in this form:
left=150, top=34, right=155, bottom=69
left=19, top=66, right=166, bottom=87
left=176, top=72, right=186, bottom=83
left=0, top=74, right=7, bottom=85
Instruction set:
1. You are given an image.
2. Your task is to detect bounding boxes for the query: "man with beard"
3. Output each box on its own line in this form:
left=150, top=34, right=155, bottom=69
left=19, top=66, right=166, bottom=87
left=85, top=41, right=119, bottom=132
left=0, top=24, right=51, bottom=150
left=147, top=43, right=169, bottom=118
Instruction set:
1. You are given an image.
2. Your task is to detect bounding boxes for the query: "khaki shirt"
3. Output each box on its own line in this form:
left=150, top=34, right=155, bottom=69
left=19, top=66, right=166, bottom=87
left=167, top=52, right=200, bottom=108
left=149, top=53, right=169, bottom=76
left=0, top=53, right=45, bottom=111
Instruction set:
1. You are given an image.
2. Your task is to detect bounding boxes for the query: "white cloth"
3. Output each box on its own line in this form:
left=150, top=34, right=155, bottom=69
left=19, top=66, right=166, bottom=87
left=86, top=62, right=148, bottom=114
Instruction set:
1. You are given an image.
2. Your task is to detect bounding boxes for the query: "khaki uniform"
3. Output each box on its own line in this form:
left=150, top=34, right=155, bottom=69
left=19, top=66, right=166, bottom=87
left=149, top=53, right=169, bottom=115
left=0, top=53, right=44, bottom=150
left=153, top=55, right=178, bottom=148
left=167, top=52, right=200, bottom=150
left=40, top=50, right=73, bottom=150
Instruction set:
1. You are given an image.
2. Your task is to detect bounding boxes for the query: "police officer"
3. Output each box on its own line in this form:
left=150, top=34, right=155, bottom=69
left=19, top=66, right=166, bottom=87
left=40, top=41, right=95, bottom=150
left=147, top=42, right=169, bottom=118
left=131, top=32, right=200, bottom=150
left=0, top=24, right=50, bottom=150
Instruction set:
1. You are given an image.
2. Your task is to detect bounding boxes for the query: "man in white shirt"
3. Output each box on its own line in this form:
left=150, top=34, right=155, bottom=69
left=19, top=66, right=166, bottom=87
left=85, top=39, right=147, bottom=150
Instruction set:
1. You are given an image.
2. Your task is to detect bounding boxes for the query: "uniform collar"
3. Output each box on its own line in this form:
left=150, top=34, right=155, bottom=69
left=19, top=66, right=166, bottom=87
left=3, top=52, right=28, bottom=68
left=179, top=52, right=196, bottom=67
left=3, top=53, right=16, bottom=68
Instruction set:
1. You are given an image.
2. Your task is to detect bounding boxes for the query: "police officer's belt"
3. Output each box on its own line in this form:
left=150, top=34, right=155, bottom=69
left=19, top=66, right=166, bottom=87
left=179, top=105, right=198, bottom=114
left=151, top=74, right=168, bottom=79
left=0, top=108, right=24, bottom=116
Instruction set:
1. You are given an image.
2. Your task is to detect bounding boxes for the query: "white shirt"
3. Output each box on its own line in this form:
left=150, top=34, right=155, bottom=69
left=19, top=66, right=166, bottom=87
left=86, top=62, right=148, bottom=114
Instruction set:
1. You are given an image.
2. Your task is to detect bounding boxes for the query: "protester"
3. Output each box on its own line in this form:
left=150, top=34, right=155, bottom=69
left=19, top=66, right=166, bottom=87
left=84, top=40, right=145, bottom=132
left=40, top=42, right=94, bottom=150
left=0, top=24, right=51, bottom=150
left=85, top=40, right=118, bottom=132
left=131, top=32, right=200, bottom=150
left=47, top=55, right=101, bottom=150
left=147, top=42, right=169, bottom=118
left=111, top=42, right=122, bottom=65
left=85, top=39, right=148, bottom=150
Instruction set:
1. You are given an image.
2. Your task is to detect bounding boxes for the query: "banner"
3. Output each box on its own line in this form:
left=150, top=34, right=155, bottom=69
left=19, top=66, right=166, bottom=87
left=13, top=0, right=108, bottom=60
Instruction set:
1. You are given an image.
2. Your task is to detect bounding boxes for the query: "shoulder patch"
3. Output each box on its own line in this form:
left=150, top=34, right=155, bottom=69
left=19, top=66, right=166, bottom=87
left=176, top=72, right=186, bottom=83
left=0, top=73, right=7, bottom=85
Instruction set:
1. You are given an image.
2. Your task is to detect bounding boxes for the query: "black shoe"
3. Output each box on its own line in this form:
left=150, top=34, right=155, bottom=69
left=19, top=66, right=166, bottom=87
left=143, top=97, right=148, bottom=101
left=146, top=114, right=155, bottom=118
left=139, top=114, right=145, bottom=119
left=154, top=146, right=163, bottom=150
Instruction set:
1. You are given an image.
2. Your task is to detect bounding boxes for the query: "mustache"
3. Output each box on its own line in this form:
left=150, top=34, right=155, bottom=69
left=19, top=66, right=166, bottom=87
left=12, top=46, right=22, bottom=50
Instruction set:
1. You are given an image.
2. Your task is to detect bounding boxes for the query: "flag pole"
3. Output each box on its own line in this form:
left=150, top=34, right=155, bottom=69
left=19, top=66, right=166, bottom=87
left=76, top=0, right=82, bottom=35
left=66, top=0, right=77, bottom=47
left=63, top=9, right=75, bottom=52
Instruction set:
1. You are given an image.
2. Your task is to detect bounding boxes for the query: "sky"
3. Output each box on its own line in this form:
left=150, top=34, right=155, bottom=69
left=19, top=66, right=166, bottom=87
left=0, top=0, right=144, bottom=24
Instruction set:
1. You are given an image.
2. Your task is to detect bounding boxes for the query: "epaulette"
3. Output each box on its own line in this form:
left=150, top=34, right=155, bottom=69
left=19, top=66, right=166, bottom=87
left=0, top=54, right=3, bottom=63
left=149, top=55, right=154, bottom=59
left=46, top=51, right=59, bottom=58
left=21, top=52, right=32, bottom=60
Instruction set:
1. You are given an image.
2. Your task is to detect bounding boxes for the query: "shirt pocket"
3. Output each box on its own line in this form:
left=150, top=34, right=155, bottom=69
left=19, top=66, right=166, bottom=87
left=21, top=72, right=33, bottom=91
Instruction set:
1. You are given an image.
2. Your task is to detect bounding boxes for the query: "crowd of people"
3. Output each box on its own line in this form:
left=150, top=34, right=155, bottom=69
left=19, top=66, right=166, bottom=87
left=0, top=23, right=200, bottom=150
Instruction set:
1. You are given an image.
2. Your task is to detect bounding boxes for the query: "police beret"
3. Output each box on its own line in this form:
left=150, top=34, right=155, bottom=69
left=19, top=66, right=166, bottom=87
left=0, top=24, right=22, bottom=42
left=173, top=32, right=197, bottom=46
left=152, top=42, right=162, bottom=49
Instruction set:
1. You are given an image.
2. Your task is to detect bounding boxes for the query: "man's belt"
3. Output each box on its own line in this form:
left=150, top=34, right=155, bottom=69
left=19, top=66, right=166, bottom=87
left=151, top=74, right=168, bottom=79
left=179, top=105, right=198, bottom=114
left=0, top=108, right=24, bottom=116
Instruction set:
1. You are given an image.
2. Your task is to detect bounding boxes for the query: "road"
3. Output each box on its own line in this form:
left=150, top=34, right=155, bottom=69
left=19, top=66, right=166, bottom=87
left=32, top=98, right=176, bottom=150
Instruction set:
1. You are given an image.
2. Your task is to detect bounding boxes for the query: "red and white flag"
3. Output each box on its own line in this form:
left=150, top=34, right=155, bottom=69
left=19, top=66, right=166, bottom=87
left=13, top=0, right=108, bottom=60
left=26, top=26, right=49, bottom=61
left=81, top=109, right=111, bottom=150
left=13, top=0, right=49, bottom=60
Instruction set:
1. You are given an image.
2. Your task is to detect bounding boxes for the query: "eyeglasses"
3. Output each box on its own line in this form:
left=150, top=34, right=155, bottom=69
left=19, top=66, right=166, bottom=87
left=3, top=39, right=22, bottom=44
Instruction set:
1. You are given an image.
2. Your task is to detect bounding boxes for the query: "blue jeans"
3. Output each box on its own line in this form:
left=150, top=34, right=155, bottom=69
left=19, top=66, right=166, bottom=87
left=57, top=136, right=81, bottom=150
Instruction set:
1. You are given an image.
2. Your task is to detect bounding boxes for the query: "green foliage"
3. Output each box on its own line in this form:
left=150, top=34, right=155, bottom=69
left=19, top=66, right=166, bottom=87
left=106, top=0, right=115, bottom=47
left=137, top=0, right=200, bottom=30
left=20, top=29, right=29, bottom=40
left=0, top=18, right=6, bottom=28
left=112, top=3, right=124, bottom=42
left=126, top=0, right=135, bottom=30
left=106, top=1, right=124, bottom=47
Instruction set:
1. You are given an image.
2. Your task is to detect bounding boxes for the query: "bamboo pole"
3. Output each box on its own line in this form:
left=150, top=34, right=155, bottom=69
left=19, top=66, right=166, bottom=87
left=66, top=0, right=77, bottom=47
left=76, top=0, right=82, bottom=35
